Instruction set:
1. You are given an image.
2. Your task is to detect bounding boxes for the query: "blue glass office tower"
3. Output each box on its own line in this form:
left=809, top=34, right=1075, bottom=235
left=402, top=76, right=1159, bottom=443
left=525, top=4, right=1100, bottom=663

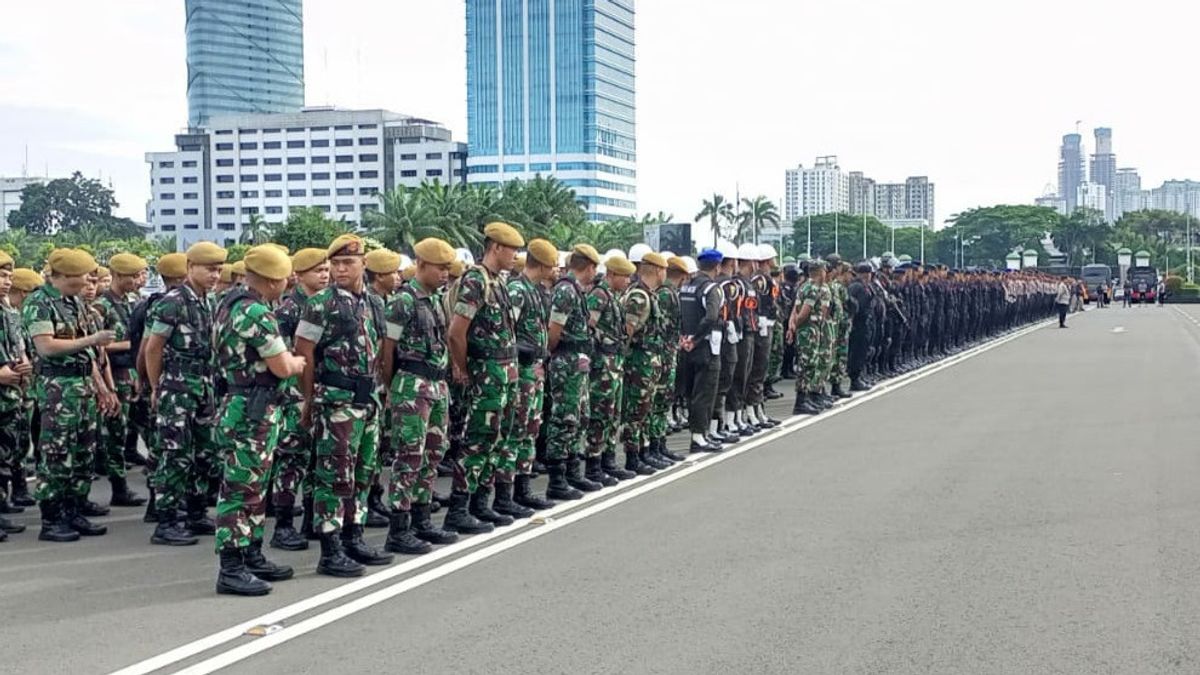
left=466, top=0, right=637, bottom=220
left=185, top=0, right=306, bottom=128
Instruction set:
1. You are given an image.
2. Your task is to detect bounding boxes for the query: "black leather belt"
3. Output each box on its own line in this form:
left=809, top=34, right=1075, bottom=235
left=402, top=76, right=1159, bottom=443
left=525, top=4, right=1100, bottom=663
left=467, top=346, right=516, bottom=363
left=318, top=371, right=376, bottom=405
left=396, top=359, right=447, bottom=381
left=38, top=362, right=90, bottom=378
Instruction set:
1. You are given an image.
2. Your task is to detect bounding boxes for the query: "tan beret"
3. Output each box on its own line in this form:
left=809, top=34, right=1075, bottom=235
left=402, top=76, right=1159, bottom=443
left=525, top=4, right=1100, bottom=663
left=231, top=261, right=246, bottom=276
left=413, top=238, right=456, bottom=265
left=606, top=255, right=636, bottom=276
left=667, top=256, right=690, bottom=273
left=0, top=250, right=12, bottom=268
left=328, top=234, right=365, bottom=258
left=401, top=266, right=417, bottom=281
left=484, top=221, right=525, bottom=248
left=219, top=264, right=234, bottom=283
left=10, top=268, right=42, bottom=291
left=571, top=244, right=602, bottom=265
left=640, top=252, right=668, bottom=269
left=292, top=248, right=328, bottom=273
left=364, top=249, right=402, bottom=274
left=264, top=243, right=290, bottom=255
left=48, top=248, right=98, bottom=276
left=108, top=253, right=147, bottom=276
left=157, top=253, right=188, bottom=278
left=527, top=239, right=558, bottom=267
left=243, top=245, right=292, bottom=281
left=95, top=266, right=110, bottom=278
left=449, top=260, right=465, bottom=278
left=186, top=241, right=227, bottom=265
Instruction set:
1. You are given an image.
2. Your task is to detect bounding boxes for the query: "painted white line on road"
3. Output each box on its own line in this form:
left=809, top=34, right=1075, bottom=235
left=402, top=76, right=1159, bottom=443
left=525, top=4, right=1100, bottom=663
left=114, top=320, right=1051, bottom=675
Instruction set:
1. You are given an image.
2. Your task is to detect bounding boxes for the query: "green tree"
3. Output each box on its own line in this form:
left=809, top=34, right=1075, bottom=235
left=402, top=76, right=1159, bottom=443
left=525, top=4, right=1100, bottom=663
left=943, top=205, right=1061, bottom=268
left=789, top=212, right=893, bottom=260
left=735, top=196, right=780, bottom=244
left=1051, top=208, right=1111, bottom=265
left=269, top=207, right=348, bottom=252
left=1115, top=209, right=1192, bottom=245
left=240, top=213, right=271, bottom=245
left=8, top=172, right=122, bottom=235
left=696, top=193, right=734, bottom=243
left=368, top=189, right=434, bottom=252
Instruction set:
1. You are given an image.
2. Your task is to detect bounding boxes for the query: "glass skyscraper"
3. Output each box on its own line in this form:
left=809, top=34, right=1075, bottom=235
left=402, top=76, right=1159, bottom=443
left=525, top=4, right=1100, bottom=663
left=466, top=0, right=637, bottom=220
left=185, top=0, right=306, bottom=128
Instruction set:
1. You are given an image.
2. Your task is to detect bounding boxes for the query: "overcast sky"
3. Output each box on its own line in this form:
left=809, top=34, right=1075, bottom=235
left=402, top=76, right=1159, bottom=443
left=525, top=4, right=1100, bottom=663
left=2, top=0, right=1198, bottom=232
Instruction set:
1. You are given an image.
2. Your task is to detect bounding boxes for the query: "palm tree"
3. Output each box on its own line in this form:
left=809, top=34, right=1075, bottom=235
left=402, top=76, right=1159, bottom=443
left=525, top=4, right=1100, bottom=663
left=735, top=196, right=780, bottom=244
left=416, top=181, right=485, bottom=250
left=695, top=194, right=734, bottom=244
left=240, top=214, right=271, bottom=245
left=367, top=188, right=431, bottom=252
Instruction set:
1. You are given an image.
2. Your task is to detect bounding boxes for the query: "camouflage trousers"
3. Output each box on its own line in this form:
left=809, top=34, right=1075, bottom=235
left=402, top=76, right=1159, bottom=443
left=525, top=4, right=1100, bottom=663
left=543, top=351, right=590, bottom=462
left=586, top=353, right=624, bottom=458
left=385, top=374, right=448, bottom=511
left=822, top=322, right=838, bottom=383
left=620, top=350, right=661, bottom=456
left=271, top=396, right=309, bottom=510
left=96, top=370, right=136, bottom=480
left=153, top=387, right=217, bottom=514
left=35, top=376, right=97, bottom=503
left=129, top=396, right=156, bottom=471
left=793, top=325, right=826, bottom=394
left=499, top=362, right=545, bottom=480
left=311, top=400, right=379, bottom=535
left=0, top=406, right=20, bottom=500
left=214, top=395, right=281, bottom=552
left=647, top=347, right=677, bottom=440
left=455, top=358, right=518, bottom=493
left=832, top=322, right=852, bottom=382
left=768, top=320, right=783, bottom=380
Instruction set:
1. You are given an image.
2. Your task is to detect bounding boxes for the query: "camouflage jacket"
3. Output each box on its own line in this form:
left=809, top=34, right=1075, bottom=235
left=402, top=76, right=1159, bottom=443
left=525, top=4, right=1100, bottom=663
left=386, top=279, right=448, bottom=375
left=623, top=280, right=662, bottom=351
left=274, top=285, right=311, bottom=403
left=656, top=283, right=681, bottom=346
left=587, top=279, right=626, bottom=356
left=451, top=265, right=516, bottom=361
left=148, top=282, right=214, bottom=395
left=508, top=273, right=549, bottom=361
left=22, top=284, right=95, bottom=373
left=213, top=288, right=287, bottom=390
left=549, top=272, right=591, bottom=353
left=296, top=284, right=381, bottom=406
left=0, top=303, right=30, bottom=410
left=828, top=279, right=847, bottom=327
left=794, top=281, right=824, bottom=334
left=94, top=289, right=135, bottom=370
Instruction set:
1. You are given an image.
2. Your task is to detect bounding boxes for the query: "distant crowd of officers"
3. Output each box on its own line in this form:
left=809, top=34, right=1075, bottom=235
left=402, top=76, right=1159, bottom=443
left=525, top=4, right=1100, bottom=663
left=0, top=227, right=1059, bottom=596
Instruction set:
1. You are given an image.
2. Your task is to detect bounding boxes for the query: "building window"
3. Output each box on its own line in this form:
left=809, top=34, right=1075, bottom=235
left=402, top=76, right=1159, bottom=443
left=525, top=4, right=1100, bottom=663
left=217, top=207, right=236, bottom=215
left=263, top=157, right=282, bottom=166
left=286, top=127, right=305, bottom=132
left=217, top=223, right=235, bottom=231
left=243, top=206, right=259, bottom=215
left=266, top=206, right=283, bottom=214
left=289, top=189, right=306, bottom=197
left=288, top=172, right=305, bottom=181
left=184, top=208, right=199, bottom=215
left=400, top=153, right=417, bottom=161
left=426, top=152, right=443, bottom=160
left=182, top=176, right=198, bottom=184
left=335, top=171, right=353, bottom=180
left=337, top=204, right=355, bottom=212
left=239, top=142, right=258, bottom=151
left=400, top=170, right=417, bottom=178
left=215, top=129, right=233, bottom=136
left=264, top=174, right=282, bottom=182
left=161, top=225, right=176, bottom=232
left=182, top=160, right=197, bottom=168
left=336, top=187, right=354, bottom=196
left=468, top=165, right=498, bottom=174
left=216, top=175, right=234, bottom=183
left=263, top=128, right=281, bottom=134
left=311, top=139, right=329, bottom=148
left=311, top=156, right=329, bottom=165
left=216, top=191, right=234, bottom=199
left=451, top=152, right=465, bottom=160
left=287, top=156, right=306, bottom=165
left=360, top=204, right=378, bottom=213
left=238, top=128, right=258, bottom=135
left=263, top=141, right=282, bottom=150
left=530, top=163, right=552, bottom=172
left=184, top=223, right=200, bottom=230
left=158, top=161, right=174, bottom=168
left=160, top=193, right=175, bottom=200
left=312, top=172, right=330, bottom=180
left=358, top=124, right=378, bottom=130
left=240, top=174, right=259, bottom=183
left=359, top=187, right=378, bottom=196
left=358, top=153, right=378, bottom=162
left=265, top=189, right=283, bottom=198
left=215, top=143, right=233, bottom=151
left=240, top=158, right=258, bottom=166
left=313, top=188, right=330, bottom=197
left=160, top=177, right=175, bottom=184
left=287, top=140, right=305, bottom=149
left=453, top=169, right=464, bottom=177
left=358, top=137, right=378, bottom=146
left=503, top=163, right=525, bottom=172
left=336, top=155, right=353, bottom=164
left=426, top=169, right=443, bottom=177
left=359, top=170, right=379, bottom=179
left=334, top=124, right=353, bottom=131
left=216, top=158, right=234, bottom=167
left=335, top=138, right=353, bottom=147
left=316, top=205, right=331, bottom=212
left=160, top=208, right=176, bottom=216
left=241, top=190, right=259, bottom=198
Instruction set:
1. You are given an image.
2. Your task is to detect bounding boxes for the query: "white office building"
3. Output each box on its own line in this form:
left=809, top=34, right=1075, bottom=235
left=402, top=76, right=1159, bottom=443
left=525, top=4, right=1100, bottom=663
left=145, top=107, right=467, bottom=249
left=784, top=156, right=849, bottom=223
left=0, top=176, right=51, bottom=232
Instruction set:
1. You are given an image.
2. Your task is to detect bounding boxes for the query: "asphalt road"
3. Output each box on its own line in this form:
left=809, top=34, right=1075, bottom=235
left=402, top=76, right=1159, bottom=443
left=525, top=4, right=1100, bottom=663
left=5, top=305, right=1199, bottom=674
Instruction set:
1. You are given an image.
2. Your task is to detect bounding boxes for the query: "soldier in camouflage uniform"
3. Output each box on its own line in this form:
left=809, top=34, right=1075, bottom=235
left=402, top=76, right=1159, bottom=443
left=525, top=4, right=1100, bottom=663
left=211, top=245, right=304, bottom=596
left=787, top=260, right=827, bottom=416
left=0, top=254, right=32, bottom=537
left=813, top=265, right=836, bottom=408
left=4, top=268, right=40, bottom=510
left=446, top=222, right=523, bottom=532
left=381, top=238, right=460, bottom=555
left=24, top=248, right=115, bottom=542
left=295, top=234, right=393, bottom=576
left=363, top=248, right=402, bottom=528
left=543, top=244, right=600, bottom=502
left=268, top=248, right=328, bottom=550
left=648, top=256, right=689, bottom=462
left=79, top=270, right=118, bottom=519
left=825, top=257, right=854, bottom=399
left=499, top=239, right=559, bottom=513
left=581, top=255, right=633, bottom=488
left=94, top=253, right=149, bottom=508
left=618, top=253, right=669, bottom=478
left=144, top=242, right=226, bottom=546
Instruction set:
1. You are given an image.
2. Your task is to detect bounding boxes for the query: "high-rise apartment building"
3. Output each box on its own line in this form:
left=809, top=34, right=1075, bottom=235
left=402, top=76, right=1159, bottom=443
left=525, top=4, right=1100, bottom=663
left=848, top=171, right=876, bottom=217
left=874, top=183, right=907, bottom=220
left=1058, top=133, right=1085, bottom=213
left=465, top=0, right=637, bottom=221
left=784, top=156, right=849, bottom=222
left=905, top=176, right=936, bottom=226
left=185, top=0, right=306, bottom=128
left=1112, top=167, right=1143, bottom=219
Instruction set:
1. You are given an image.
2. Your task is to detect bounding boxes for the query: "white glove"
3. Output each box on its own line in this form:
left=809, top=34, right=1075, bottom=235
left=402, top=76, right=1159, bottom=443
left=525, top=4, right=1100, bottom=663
left=758, top=322, right=770, bottom=337
left=709, top=330, right=722, bottom=355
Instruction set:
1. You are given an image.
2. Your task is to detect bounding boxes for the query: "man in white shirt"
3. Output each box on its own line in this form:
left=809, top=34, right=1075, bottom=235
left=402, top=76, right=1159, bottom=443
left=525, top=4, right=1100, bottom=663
left=1055, top=277, right=1071, bottom=328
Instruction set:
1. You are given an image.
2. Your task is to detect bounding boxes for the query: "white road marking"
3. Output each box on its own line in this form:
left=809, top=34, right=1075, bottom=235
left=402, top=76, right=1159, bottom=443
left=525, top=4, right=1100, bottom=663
left=112, top=320, right=1052, bottom=675
left=1112, top=327, right=1126, bottom=333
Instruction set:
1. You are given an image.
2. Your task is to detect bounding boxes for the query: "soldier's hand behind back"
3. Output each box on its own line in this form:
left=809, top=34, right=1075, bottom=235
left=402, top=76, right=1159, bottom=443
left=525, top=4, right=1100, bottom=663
left=0, top=366, right=20, bottom=387
left=90, top=330, right=116, bottom=347
left=284, top=353, right=306, bottom=378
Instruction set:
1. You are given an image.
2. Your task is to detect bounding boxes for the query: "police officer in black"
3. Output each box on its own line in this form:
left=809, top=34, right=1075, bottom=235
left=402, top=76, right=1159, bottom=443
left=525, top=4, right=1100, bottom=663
left=677, top=248, right=726, bottom=453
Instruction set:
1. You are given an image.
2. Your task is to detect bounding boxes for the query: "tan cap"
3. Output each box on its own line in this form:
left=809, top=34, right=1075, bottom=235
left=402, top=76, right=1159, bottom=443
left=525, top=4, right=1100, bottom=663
left=640, top=252, right=668, bottom=269
left=291, top=248, right=328, bottom=273
left=667, top=256, right=690, bottom=273
left=48, top=249, right=98, bottom=276
left=157, top=253, right=188, bottom=278
left=108, top=253, right=148, bottom=275
left=571, top=244, right=602, bottom=265
left=0, top=250, right=13, bottom=268
left=484, top=221, right=525, bottom=248
left=243, top=245, right=293, bottom=281
left=231, top=260, right=246, bottom=276
left=606, top=255, right=636, bottom=276
left=219, top=264, right=234, bottom=283
left=95, top=266, right=110, bottom=278
left=364, top=249, right=401, bottom=274
left=186, top=241, right=227, bottom=265
left=527, top=239, right=558, bottom=267
left=11, top=268, right=42, bottom=291
left=413, top=238, right=456, bottom=265
left=449, top=260, right=465, bottom=278
left=327, top=234, right=365, bottom=258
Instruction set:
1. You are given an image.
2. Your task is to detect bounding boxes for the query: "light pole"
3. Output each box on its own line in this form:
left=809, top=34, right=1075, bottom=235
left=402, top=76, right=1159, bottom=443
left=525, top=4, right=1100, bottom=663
left=806, top=215, right=812, bottom=257
left=862, top=213, right=867, bottom=259
left=834, top=212, right=840, bottom=254
left=920, top=219, right=926, bottom=262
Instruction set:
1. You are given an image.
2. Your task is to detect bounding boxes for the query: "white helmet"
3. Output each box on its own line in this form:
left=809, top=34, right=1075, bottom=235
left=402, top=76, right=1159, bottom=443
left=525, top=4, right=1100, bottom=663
left=682, top=256, right=698, bottom=274
left=398, top=254, right=414, bottom=270
left=660, top=250, right=676, bottom=261
left=456, top=248, right=475, bottom=266
left=716, top=239, right=738, bottom=260
left=736, top=242, right=759, bottom=261
left=758, top=243, right=778, bottom=261
left=604, top=248, right=624, bottom=262
left=557, top=251, right=570, bottom=268
left=628, top=243, right=652, bottom=263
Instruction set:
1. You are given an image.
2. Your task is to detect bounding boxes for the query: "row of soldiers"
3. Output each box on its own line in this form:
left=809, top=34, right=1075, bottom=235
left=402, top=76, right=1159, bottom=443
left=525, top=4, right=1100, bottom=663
left=0, top=228, right=1058, bottom=596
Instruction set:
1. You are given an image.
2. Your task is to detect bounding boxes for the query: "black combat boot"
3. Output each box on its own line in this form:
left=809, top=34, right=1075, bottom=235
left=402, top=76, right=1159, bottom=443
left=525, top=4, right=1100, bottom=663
left=142, top=488, right=158, bottom=523
left=565, top=456, right=602, bottom=492
left=640, top=447, right=670, bottom=471
left=442, top=490, right=495, bottom=534
left=151, top=505, right=198, bottom=546
left=109, top=476, right=147, bottom=507
left=384, top=511, right=434, bottom=555
left=830, top=381, right=852, bottom=399
left=430, top=490, right=449, bottom=514
left=625, top=448, right=655, bottom=475
left=492, top=482, right=534, bottom=519
left=0, top=514, right=24, bottom=534
left=512, top=474, right=555, bottom=511
left=850, top=377, right=869, bottom=392
left=650, top=437, right=680, bottom=464
left=658, top=437, right=687, bottom=463
left=0, top=528, right=6, bottom=542
left=66, top=496, right=107, bottom=536
left=216, top=548, right=273, bottom=596
left=269, top=511, right=308, bottom=551
left=0, top=482, right=23, bottom=514
left=38, top=500, right=79, bottom=543
left=545, top=460, right=584, bottom=501
left=792, top=392, right=822, bottom=416
left=366, top=483, right=390, bottom=528
left=242, top=540, right=294, bottom=581
left=317, top=533, right=365, bottom=578
left=10, top=471, right=35, bottom=507
left=79, top=498, right=110, bottom=517
left=411, top=502, right=459, bottom=544
left=601, top=451, right=637, bottom=481
left=186, top=494, right=215, bottom=536
left=301, top=495, right=319, bottom=541
left=340, top=519, right=394, bottom=566
left=469, top=487, right=514, bottom=527
left=584, top=456, right=618, bottom=487
left=764, top=382, right=784, bottom=400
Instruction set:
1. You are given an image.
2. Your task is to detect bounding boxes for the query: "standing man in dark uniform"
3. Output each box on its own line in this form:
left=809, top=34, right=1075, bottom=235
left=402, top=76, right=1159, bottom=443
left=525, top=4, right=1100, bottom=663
left=678, top=248, right=725, bottom=453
